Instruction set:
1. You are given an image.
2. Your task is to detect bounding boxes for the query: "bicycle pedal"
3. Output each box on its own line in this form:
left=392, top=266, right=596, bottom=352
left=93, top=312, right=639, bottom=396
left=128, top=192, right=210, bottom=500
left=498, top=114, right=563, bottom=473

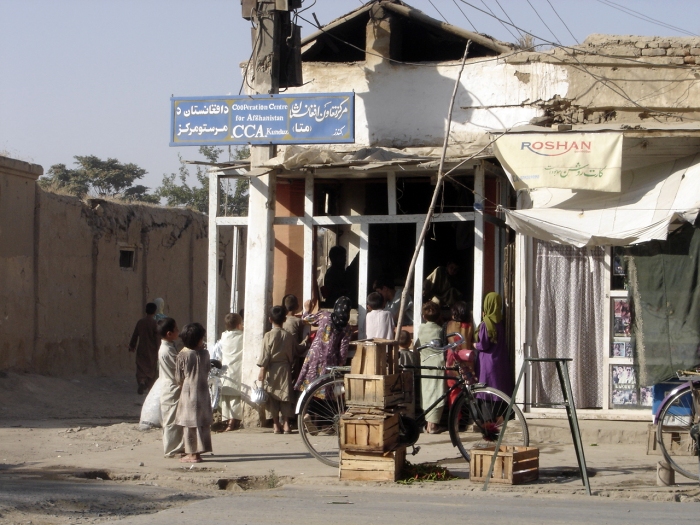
left=411, top=445, right=421, bottom=456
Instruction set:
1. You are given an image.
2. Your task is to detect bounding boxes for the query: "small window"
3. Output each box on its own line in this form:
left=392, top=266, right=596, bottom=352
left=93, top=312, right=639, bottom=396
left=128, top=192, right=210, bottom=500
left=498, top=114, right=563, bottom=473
left=119, top=249, right=135, bottom=269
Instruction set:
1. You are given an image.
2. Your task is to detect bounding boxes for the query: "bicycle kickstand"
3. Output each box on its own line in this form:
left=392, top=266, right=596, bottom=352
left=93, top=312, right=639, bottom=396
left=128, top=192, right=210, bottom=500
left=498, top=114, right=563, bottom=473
left=410, top=445, right=421, bottom=456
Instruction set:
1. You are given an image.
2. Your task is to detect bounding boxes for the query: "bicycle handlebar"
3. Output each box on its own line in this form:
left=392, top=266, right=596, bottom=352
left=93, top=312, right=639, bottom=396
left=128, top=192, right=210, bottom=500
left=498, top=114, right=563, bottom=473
left=415, top=332, right=464, bottom=353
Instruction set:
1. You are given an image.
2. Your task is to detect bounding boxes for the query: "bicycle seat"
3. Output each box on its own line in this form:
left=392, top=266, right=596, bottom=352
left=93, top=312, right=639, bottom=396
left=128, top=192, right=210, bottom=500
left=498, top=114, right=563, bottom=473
left=454, top=349, right=475, bottom=363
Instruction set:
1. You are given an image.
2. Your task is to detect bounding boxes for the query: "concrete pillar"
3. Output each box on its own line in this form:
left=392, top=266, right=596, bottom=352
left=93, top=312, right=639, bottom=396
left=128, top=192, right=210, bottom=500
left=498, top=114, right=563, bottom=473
left=241, top=169, right=277, bottom=424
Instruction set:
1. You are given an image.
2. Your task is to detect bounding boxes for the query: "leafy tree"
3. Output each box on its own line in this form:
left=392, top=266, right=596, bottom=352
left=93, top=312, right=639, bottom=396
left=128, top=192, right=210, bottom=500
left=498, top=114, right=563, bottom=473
left=39, top=155, right=158, bottom=203
left=156, top=146, right=249, bottom=215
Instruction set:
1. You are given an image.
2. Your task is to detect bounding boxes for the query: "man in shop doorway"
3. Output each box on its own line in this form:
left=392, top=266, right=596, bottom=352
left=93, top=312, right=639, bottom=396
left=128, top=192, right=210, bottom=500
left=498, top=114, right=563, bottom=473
left=321, top=246, right=350, bottom=307
left=373, top=277, right=413, bottom=328
left=423, top=260, right=462, bottom=308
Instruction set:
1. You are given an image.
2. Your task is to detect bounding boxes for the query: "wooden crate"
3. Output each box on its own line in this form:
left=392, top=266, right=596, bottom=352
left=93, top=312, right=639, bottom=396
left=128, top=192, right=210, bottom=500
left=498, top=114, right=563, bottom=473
left=339, top=446, right=407, bottom=481
left=344, top=372, right=413, bottom=408
left=350, top=339, right=400, bottom=375
left=470, top=446, right=539, bottom=485
left=340, top=408, right=399, bottom=452
left=649, top=423, right=696, bottom=456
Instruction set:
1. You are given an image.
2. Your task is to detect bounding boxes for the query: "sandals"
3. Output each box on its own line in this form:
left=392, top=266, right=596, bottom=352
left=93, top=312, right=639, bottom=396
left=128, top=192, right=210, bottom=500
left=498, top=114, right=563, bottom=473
left=179, top=456, right=202, bottom=463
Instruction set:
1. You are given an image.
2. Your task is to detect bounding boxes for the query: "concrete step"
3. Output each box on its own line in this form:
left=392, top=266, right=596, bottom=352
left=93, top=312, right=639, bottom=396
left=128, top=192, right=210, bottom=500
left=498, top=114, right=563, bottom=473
left=527, top=419, right=650, bottom=446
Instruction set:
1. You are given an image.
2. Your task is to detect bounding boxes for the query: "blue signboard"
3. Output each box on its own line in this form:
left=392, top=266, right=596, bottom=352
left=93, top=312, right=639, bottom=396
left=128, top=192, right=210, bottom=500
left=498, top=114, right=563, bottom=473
left=170, top=93, right=354, bottom=146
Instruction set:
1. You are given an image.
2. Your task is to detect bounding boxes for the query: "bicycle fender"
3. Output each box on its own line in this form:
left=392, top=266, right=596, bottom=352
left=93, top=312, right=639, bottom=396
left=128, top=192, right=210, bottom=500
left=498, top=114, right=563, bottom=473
left=653, top=380, right=693, bottom=424
left=295, top=374, right=332, bottom=415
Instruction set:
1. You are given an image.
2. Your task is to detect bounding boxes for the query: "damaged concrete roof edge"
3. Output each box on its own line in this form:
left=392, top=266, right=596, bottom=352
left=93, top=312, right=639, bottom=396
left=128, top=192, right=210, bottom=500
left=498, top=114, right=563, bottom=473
left=490, top=123, right=700, bottom=134
left=0, top=155, right=44, bottom=179
left=299, top=1, right=513, bottom=56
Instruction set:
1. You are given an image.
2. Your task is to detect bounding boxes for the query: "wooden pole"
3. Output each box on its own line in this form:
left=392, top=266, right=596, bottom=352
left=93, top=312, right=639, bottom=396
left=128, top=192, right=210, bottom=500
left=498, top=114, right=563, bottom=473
left=396, top=41, right=471, bottom=335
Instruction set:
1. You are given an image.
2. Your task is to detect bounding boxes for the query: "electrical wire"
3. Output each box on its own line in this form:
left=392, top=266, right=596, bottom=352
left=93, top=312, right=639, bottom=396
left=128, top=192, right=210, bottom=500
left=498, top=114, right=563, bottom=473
left=480, top=0, right=520, bottom=42
left=455, top=0, right=700, bottom=122
left=297, top=12, right=526, bottom=67
left=526, top=0, right=561, bottom=45
left=545, top=0, right=579, bottom=44
left=493, top=0, right=525, bottom=39
left=451, top=0, right=478, bottom=32
left=428, top=0, right=448, bottom=23
left=595, top=0, right=699, bottom=38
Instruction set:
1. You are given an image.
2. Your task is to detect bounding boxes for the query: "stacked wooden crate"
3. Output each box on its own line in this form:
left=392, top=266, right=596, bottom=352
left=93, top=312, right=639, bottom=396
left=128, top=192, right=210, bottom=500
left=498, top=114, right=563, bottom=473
left=339, top=339, right=413, bottom=481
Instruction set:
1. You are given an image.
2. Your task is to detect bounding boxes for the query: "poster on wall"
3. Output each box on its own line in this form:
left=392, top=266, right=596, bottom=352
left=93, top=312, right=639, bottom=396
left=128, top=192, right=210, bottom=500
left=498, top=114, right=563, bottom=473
left=613, top=298, right=631, bottom=337
left=610, top=365, right=652, bottom=408
left=611, top=341, right=633, bottom=358
left=611, top=365, right=637, bottom=406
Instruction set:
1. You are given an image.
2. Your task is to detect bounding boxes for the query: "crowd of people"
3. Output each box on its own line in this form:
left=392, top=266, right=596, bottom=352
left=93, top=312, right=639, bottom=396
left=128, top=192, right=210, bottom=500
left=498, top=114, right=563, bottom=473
left=126, top=282, right=512, bottom=463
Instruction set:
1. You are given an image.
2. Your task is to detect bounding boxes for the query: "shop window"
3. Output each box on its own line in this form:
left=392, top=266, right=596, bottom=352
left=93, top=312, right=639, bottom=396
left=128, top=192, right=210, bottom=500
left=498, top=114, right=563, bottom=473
left=119, top=249, right=135, bottom=269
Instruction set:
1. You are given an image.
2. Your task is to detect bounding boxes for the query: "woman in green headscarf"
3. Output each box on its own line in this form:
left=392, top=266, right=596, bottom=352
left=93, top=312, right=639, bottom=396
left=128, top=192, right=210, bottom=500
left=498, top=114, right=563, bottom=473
left=474, top=292, right=513, bottom=396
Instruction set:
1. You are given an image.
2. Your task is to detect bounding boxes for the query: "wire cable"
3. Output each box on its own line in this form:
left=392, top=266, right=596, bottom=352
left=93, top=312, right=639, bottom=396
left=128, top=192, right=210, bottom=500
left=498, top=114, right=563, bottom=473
left=451, top=0, right=478, bottom=32
left=526, top=0, right=561, bottom=45
left=545, top=0, right=579, bottom=44
left=428, top=0, right=448, bottom=23
left=596, top=0, right=699, bottom=38
left=480, top=0, right=521, bottom=42
left=493, top=0, right=525, bottom=39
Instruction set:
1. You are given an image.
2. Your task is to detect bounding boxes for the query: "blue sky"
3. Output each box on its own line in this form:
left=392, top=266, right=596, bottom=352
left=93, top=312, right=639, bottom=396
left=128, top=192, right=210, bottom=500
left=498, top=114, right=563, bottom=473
left=1, top=0, right=699, bottom=190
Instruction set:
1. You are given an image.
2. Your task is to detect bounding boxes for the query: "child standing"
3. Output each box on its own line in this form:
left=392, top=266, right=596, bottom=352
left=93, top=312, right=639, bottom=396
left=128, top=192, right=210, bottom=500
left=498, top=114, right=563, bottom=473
left=219, top=313, right=244, bottom=432
left=282, top=294, right=308, bottom=387
left=175, top=322, right=213, bottom=463
left=157, top=317, right=184, bottom=458
left=365, top=292, right=395, bottom=339
left=257, top=306, right=295, bottom=434
left=416, top=301, right=445, bottom=434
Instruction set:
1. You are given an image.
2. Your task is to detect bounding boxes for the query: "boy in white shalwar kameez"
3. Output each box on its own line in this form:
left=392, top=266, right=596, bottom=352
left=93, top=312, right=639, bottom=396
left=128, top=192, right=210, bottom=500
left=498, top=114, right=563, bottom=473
left=157, top=317, right=184, bottom=457
left=220, top=313, right=244, bottom=431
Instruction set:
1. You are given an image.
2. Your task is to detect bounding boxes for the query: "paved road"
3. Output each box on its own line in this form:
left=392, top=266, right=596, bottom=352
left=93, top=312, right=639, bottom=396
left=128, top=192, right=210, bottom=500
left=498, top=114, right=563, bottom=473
left=114, top=484, right=699, bottom=525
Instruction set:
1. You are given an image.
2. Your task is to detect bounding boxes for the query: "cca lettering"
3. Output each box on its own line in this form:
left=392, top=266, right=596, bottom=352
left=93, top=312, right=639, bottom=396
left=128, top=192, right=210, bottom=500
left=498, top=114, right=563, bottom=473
left=232, top=124, right=265, bottom=138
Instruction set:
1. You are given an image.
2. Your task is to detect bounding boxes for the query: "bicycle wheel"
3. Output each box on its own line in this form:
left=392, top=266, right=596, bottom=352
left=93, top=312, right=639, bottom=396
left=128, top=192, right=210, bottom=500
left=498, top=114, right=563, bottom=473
left=450, top=387, right=529, bottom=462
left=656, top=384, right=700, bottom=481
left=298, top=377, right=346, bottom=467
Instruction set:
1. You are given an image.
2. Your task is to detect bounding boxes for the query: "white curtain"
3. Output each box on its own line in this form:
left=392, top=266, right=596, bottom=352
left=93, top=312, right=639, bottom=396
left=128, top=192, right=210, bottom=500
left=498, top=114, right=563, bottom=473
left=532, top=240, right=605, bottom=408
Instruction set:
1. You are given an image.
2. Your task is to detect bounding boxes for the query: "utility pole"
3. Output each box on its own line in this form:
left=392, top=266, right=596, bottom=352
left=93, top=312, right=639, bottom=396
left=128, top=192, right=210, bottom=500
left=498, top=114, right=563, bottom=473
left=240, top=0, right=281, bottom=424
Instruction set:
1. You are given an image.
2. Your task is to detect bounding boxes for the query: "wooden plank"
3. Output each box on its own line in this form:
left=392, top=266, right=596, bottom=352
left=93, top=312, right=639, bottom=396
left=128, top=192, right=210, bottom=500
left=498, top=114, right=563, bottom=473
left=303, top=173, right=314, bottom=304
left=413, top=222, right=424, bottom=329
left=472, top=161, right=485, bottom=326
left=358, top=223, right=369, bottom=338
left=206, top=171, right=220, bottom=349
left=216, top=212, right=477, bottom=227
left=387, top=171, right=397, bottom=216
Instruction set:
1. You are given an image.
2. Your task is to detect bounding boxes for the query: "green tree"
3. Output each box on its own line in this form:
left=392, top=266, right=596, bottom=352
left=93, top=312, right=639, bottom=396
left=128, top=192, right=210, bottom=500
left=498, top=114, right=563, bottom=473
left=156, top=146, right=249, bottom=215
left=39, top=155, right=158, bottom=203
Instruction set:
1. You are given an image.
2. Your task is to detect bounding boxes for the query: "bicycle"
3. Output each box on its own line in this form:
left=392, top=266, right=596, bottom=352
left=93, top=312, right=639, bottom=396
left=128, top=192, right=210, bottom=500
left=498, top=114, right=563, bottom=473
left=654, top=366, right=700, bottom=481
left=296, top=333, right=529, bottom=467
